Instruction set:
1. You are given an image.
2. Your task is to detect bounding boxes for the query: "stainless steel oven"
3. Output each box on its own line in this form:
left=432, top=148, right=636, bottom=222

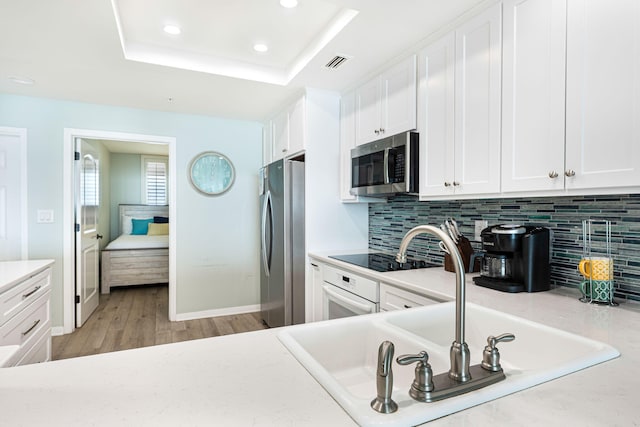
left=350, top=131, right=419, bottom=197
left=321, top=265, right=378, bottom=320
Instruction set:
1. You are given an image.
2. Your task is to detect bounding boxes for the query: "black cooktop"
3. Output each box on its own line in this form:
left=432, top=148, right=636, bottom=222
left=329, top=253, right=438, bottom=272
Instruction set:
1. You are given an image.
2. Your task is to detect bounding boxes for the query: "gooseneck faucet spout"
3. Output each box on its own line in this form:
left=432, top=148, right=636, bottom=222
left=396, top=225, right=470, bottom=382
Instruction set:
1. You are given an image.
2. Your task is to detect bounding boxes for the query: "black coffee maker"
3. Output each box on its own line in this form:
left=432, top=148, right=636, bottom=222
left=473, top=224, right=550, bottom=293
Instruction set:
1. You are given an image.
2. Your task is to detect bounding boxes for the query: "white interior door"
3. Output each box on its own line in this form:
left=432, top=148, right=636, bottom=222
left=75, top=138, right=101, bottom=327
left=0, top=127, right=27, bottom=260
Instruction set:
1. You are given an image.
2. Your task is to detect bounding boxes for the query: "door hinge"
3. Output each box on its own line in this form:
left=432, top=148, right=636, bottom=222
left=74, top=151, right=80, bottom=161
left=75, top=223, right=80, bottom=232
left=75, top=295, right=80, bottom=304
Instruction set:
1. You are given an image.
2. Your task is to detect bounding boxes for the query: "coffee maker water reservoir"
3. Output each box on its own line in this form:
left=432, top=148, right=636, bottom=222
left=473, top=224, right=550, bottom=293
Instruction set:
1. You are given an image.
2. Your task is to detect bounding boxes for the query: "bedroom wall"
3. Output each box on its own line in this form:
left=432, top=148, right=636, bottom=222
left=0, top=93, right=262, bottom=327
left=109, top=153, right=142, bottom=241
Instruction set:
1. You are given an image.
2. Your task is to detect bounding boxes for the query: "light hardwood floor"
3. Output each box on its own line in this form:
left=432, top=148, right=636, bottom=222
left=52, top=285, right=268, bottom=360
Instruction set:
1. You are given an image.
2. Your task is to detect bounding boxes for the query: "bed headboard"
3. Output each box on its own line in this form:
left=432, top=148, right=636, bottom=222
left=118, top=204, right=169, bottom=235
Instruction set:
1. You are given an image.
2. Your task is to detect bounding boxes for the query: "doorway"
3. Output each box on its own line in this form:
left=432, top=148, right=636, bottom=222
left=62, top=128, right=177, bottom=335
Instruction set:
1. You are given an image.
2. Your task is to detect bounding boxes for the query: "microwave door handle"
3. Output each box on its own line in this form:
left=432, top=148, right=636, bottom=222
left=383, top=148, right=390, bottom=184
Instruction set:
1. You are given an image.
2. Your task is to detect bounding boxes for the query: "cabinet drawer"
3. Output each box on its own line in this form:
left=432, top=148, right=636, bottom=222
left=13, top=326, right=51, bottom=366
left=380, top=283, right=442, bottom=311
left=0, top=267, right=51, bottom=327
left=0, top=291, right=50, bottom=348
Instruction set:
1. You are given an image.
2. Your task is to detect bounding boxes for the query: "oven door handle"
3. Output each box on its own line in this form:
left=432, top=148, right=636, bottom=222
left=323, top=285, right=375, bottom=314
left=383, top=148, right=390, bottom=184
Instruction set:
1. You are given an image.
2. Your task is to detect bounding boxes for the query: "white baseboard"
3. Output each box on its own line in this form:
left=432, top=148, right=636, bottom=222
left=51, top=326, right=65, bottom=337
left=175, top=304, right=261, bottom=322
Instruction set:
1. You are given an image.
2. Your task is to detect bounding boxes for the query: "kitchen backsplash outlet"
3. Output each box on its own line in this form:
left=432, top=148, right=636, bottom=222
left=368, top=194, right=640, bottom=302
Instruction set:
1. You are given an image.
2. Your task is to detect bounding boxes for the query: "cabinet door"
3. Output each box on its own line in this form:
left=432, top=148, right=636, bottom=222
left=380, top=55, right=417, bottom=138
left=262, top=121, right=273, bottom=167
left=418, top=33, right=456, bottom=197
left=271, top=109, right=289, bottom=161
left=310, top=262, right=323, bottom=322
left=502, top=0, right=567, bottom=192
left=565, top=0, right=640, bottom=189
left=340, top=92, right=357, bottom=201
left=288, top=95, right=306, bottom=156
left=355, top=76, right=382, bottom=145
left=454, top=3, right=502, bottom=195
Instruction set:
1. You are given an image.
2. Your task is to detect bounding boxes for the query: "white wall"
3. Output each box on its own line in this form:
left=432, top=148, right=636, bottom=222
left=0, top=93, right=262, bottom=326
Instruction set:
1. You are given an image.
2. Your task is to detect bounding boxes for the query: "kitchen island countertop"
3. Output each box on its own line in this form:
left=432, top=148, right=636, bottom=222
left=0, top=253, right=638, bottom=426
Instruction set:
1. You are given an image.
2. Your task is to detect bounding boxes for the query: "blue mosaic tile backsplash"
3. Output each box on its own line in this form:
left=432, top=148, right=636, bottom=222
left=368, top=194, right=640, bottom=301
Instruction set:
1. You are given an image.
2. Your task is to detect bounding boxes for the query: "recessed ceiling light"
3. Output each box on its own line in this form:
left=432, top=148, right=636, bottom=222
left=280, top=0, right=298, bottom=7
left=8, top=76, right=35, bottom=85
left=253, top=43, right=269, bottom=53
left=163, top=25, right=181, bottom=35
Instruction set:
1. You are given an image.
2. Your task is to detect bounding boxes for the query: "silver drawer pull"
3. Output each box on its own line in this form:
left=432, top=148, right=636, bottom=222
left=22, top=285, right=42, bottom=299
left=22, top=319, right=41, bottom=336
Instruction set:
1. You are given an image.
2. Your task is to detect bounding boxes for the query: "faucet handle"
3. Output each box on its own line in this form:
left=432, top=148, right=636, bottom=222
left=482, top=333, right=515, bottom=372
left=397, top=351, right=434, bottom=401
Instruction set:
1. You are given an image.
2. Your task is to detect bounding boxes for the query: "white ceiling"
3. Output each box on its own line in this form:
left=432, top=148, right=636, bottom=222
left=0, top=0, right=490, bottom=122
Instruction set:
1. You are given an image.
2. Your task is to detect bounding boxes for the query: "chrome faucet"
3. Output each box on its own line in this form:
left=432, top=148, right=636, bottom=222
left=395, top=225, right=514, bottom=403
left=396, top=225, right=470, bottom=382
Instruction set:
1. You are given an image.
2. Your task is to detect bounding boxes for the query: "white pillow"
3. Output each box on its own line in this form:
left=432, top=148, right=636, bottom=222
left=121, top=216, right=152, bottom=235
left=121, top=216, right=133, bottom=235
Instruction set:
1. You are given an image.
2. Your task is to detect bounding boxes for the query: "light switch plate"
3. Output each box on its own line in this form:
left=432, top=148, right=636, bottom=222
left=37, top=209, right=54, bottom=224
left=474, top=220, right=488, bottom=241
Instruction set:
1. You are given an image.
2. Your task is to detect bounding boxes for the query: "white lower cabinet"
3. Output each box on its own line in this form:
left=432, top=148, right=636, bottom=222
left=309, top=261, right=323, bottom=323
left=0, top=262, right=52, bottom=367
left=379, top=282, right=443, bottom=311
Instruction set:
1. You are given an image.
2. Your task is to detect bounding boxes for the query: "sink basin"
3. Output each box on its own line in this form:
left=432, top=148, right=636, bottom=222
left=278, top=302, right=619, bottom=427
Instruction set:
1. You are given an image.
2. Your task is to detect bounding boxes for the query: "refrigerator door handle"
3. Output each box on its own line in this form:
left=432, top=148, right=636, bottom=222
left=261, top=191, right=272, bottom=277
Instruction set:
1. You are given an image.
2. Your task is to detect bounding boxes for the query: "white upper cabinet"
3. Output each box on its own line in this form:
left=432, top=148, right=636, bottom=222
left=454, top=3, right=502, bottom=196
left=501, top=0, right=567, bottom=193
left=287, top=95, right=306, bottom=156
left=565, top=0, right=640, bottom=189
left=265, top=94, right=306, bottom=164
left=262, top=121, right=273, bottom=167
left=355, top=55, right=417, bottom=146
left=418, top=33, right=456, bottom=197
left=271, top=109, right=289, bottom=161
left=419, top=3, right=502, bottom=198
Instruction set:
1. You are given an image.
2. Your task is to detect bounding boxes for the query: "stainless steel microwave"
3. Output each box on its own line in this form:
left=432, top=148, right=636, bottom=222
left=350, top=131, right=419, bottom=197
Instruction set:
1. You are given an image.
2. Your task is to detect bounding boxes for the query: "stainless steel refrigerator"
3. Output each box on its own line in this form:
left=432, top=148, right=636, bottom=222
left=259, top=159, right=305, bottom=327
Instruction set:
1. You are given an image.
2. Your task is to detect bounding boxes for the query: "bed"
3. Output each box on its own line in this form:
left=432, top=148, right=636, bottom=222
left=101, top=204, right=169, bottom=294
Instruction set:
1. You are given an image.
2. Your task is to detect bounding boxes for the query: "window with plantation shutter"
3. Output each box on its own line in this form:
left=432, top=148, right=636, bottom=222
left=142, top=155, right=168, bottom=205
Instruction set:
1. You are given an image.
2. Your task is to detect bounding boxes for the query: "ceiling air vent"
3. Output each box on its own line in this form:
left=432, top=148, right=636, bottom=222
left=325, top=55, right=350, bottom=70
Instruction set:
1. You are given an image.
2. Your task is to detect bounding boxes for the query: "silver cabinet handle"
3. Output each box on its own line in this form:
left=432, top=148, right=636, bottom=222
left=565, top=169, right=576, bottom=177
left=379, top=128, right=385, bottom=134
left=374, top=129, right=380, bottom=135
left=22, top=285, right=41, bottom=299
left=548, top=171, right=558, bottom=178
left=444, top=182, right=452, bottom=187
left=452, top=181, right=460, bottom=186
left=21, top=319, right=41, bottom=336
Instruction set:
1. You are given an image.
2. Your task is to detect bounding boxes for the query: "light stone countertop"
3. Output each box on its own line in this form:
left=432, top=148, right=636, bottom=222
left=0, top=259, right=54, bottom=294
left=311, top=252, right=639, bottom=426
left=0, top=252, right=637, bottom=426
